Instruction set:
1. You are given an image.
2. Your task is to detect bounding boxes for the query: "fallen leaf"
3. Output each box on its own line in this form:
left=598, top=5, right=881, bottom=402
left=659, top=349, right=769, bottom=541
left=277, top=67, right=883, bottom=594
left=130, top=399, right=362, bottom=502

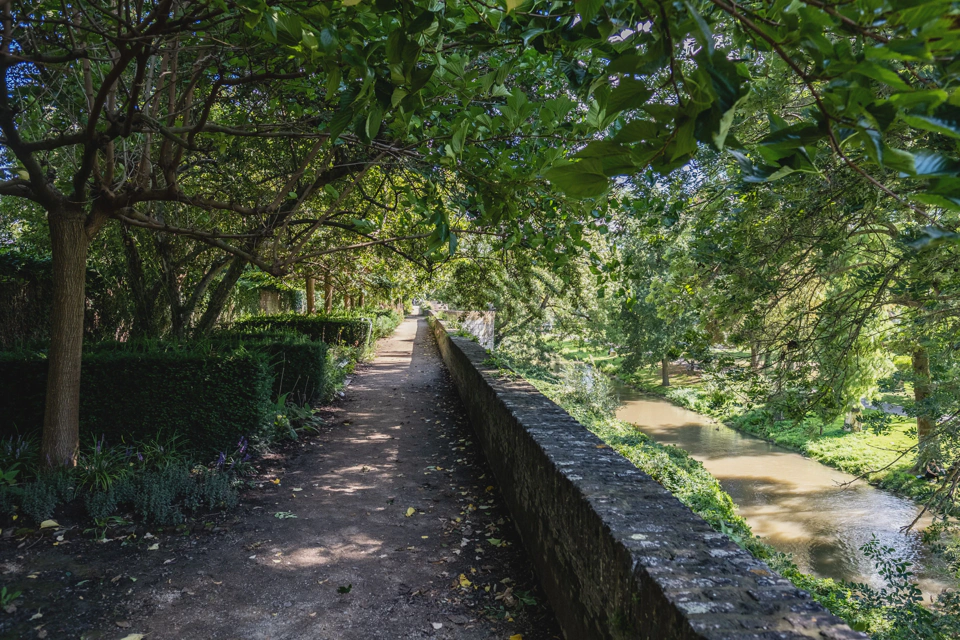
left=458, top=574, right=471, bottom=588
left=116, top=620, right=131, bottom=628
left=29, top=612, right=42, bottom=621
left=271, top=478, right=281, bottom=485
left=119, top=635, right=145, bottom=640
left=405, top=507, right=415, bottom=517
left=431, top=622, right=443, bottom=630
left=26, top=574, right=37, bottom=579
left=147, top=543, right=159, bottom=551
left=39, top=520, right=59, bottom=529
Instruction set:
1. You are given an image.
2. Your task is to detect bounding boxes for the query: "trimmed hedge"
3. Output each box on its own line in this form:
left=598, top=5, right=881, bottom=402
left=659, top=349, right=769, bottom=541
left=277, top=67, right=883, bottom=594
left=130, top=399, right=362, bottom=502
left=233, top=313, right=370, bottom=346
left=0, top=350, right=273, bottom=455
left=208, top=334, right=330, bottom=405
left=233, top=310, right=403, bottom=346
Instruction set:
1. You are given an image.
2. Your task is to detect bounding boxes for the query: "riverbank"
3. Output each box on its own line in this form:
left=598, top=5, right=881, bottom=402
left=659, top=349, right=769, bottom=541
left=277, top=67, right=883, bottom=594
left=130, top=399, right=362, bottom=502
left=549, top=339, right=940, bottom=509
left=486, top=350, right=960, bottom=639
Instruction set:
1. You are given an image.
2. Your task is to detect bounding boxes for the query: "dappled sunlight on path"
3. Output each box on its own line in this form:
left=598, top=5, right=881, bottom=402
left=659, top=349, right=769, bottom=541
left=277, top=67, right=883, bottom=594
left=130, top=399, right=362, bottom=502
left=103, top=317, right=560, bottom=640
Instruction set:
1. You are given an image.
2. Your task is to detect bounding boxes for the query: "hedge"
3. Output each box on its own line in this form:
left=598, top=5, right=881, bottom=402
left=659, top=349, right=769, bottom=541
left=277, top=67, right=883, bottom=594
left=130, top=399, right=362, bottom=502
left=0, top=350, right=273, bottom=455
left=207, top=334, right=330, bottom=405
left=233, top=310, right=403, bottom=345
left=232, top=313, right=371, bottom=346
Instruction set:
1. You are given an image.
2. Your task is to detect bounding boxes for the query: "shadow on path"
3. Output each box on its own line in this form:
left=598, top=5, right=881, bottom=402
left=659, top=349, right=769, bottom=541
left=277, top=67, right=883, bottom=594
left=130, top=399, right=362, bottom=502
left=4, top=316, right=560, bottom=640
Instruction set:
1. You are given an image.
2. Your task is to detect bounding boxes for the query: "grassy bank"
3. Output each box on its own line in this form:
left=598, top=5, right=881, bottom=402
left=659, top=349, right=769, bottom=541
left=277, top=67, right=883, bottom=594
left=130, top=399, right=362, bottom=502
left=549, top=338, right=938, bottom=507
left=489, top=349, right=960, bottom=639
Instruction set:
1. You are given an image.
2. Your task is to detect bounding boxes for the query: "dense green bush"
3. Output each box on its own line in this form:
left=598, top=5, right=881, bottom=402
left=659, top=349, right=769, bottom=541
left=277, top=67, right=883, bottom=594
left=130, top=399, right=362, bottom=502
left=367, top=309, right=403, bottom=339
left=232, top=309, right=402, bottom=346
left=0, top=433, right=239, bottom=527
left=0, top=349, right=273, bottom=454
left=233, top=313, right=371, bottom=346
left=208, top=333, right=330, bottom=405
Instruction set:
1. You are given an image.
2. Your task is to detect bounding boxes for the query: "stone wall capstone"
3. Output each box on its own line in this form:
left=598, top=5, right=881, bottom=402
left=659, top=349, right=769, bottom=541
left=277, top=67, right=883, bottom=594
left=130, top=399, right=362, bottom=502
left=428, top=313, right=866, bottom=640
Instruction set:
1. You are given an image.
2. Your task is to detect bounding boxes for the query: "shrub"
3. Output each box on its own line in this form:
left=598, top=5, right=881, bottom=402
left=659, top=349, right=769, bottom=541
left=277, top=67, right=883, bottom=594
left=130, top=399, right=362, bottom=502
left=20, top=479, right=59, bottom=522
left=0, top=349, right=273, bottom=454
left=132, top=465, right=237, bottom=525
left=209, top=333, right=330, bottom=405
left=233, top=313, right=371, bottom=346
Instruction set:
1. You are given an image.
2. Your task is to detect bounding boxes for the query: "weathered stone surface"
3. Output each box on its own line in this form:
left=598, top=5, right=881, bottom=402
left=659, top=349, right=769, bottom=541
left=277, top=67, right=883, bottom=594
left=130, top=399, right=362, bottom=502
left=429, top=314, right=867, bottom=640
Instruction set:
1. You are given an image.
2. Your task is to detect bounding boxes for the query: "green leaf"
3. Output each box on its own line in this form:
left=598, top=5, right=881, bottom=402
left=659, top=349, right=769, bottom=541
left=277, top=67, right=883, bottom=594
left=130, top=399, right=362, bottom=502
left=544, top=160, right=609, bottom=198
left=365, top=106, right=384, bottom=139
left=613, top=120, right=662, bottom=144
left=853, top=62, right=911, bottom=92
left=684, top=1, right=714, bottom=55
left=576, top=0, right=604, bottom=23
left=911, top=151, right=960, bottom=177
left=319, top=28, right=338, bottom=53
left=901, top=105, right=960, bottom=139
left=574, top=141, right=630, bottom=158
left=328, top=109, right=354, bottom=141
left=607, top=78, right=652, bottom=115
left=908, top=226, right=960, bottom=250
left=408, top=9, right=436, bottom=34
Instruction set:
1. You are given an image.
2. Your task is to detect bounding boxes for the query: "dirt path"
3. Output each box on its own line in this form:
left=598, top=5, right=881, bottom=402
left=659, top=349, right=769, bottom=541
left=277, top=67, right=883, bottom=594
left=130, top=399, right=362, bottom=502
left=0, top=317, right=560, bottom=640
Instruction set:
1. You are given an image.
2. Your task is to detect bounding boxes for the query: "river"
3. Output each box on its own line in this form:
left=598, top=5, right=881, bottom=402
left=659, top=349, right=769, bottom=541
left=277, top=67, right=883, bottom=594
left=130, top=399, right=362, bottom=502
left=613, top=383, right=955, bottom=600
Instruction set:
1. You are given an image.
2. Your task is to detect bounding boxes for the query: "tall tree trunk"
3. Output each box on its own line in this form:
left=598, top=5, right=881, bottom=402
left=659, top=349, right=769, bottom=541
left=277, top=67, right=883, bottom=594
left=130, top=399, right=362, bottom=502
left=358, top=292, right=365, bottom=308
left=42, top=211, right=90, bottom=466
left=750, top=344, right=759, bottom=370
left=661, top=357, right=670, bottom=387
left=912, top=346, right=940, bottom=471
left=345, top=294, right=351, bottom=310
left=157, top=235, right=186, bottom=339
left=324, top=273, right=333, bottom=313
left=305, top=275, right=315, bottom=314
left=120, top=224, right=159, bottom=339
left=194, top=256, right=246, bottom=335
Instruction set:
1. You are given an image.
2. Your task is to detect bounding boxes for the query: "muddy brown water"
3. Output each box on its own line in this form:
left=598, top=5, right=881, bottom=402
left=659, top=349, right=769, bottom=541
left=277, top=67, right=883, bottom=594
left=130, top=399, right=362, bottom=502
left=614, top=384, right=955, bottom=601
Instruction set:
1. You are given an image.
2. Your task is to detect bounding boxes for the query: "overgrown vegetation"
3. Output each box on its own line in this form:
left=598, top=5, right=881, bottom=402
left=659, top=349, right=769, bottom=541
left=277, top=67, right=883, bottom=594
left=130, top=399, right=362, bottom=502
left=490, top=346, right=960, bottom=639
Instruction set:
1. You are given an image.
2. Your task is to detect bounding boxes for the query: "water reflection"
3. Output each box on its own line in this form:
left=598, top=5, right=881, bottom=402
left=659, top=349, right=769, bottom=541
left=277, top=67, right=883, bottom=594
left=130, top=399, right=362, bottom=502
left=614, top=384, right=954, bottom=599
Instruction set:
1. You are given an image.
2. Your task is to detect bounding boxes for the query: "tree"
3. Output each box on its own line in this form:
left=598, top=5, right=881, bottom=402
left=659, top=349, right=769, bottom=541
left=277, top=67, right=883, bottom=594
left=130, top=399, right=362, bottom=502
left=0, top=0, right=587, bottom=464
left=613, top=197, right=706, bottom=387
left=7, top=0, right=960, bottom=467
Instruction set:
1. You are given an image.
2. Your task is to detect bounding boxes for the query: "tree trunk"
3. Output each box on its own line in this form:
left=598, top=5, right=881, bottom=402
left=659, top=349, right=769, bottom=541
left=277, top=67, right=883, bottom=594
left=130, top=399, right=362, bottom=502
left=912, top=347, right=940, bottom=472
left=42, top=211, right=91, bottom=466
left=750, top=344, right=760, bottom=370
left=358, top=292, right=365, bottom=308
left=306, top=275, right=315, bottom=314
left=120, top=224, right=159, bottom=339
left=661, top=357, right=670, bottom=387
left=324, top=273, right=333, bottom=313
left=194, top=256, right=246, bottom=335
left=344, top=294, right=351, bottom=310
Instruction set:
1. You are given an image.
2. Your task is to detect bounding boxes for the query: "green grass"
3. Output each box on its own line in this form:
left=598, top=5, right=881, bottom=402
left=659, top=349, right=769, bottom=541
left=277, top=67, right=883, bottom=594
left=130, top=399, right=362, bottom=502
left=488, top=353, right=920, bottom=638
left=551, top=336, right=938, bottom=506
left=729, top=410, right=935, bottom=504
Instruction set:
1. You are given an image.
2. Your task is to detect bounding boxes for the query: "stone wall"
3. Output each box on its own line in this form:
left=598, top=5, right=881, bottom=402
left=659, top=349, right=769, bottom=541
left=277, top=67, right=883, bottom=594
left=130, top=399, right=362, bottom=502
left=438, top=309, right=495, bottom=350
left=428, top=314, right=866, bottom=640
